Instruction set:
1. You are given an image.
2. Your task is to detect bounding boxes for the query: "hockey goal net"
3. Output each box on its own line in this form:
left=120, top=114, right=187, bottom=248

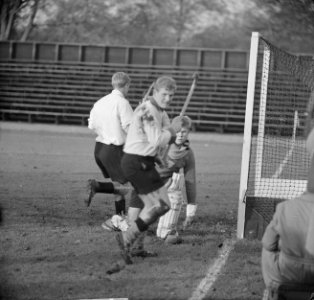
left=237, top=32, right=314, bottom=239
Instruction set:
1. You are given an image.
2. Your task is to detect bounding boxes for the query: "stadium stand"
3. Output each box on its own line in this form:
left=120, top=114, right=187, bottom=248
left=0, top=61, right=248, bottom=132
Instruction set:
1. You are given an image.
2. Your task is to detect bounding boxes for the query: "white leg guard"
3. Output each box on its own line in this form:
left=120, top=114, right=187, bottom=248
left=186, top=204, right=197, bottom=218
left=156, top=190, right=183, bottom=239
left=182, top=204, right=198, bottom=230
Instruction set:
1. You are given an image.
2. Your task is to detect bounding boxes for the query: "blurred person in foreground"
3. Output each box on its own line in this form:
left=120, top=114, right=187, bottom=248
left=86, top=72, right=133, bottom=216
left=261, top=127, right=314, bottom=296
left=103, top=115, right=197, bottom=253
left=114, top=75, right=183, bottom=265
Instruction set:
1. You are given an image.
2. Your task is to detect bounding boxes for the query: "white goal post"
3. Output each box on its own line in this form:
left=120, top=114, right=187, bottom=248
left=237, top=32, right=312, bottom=239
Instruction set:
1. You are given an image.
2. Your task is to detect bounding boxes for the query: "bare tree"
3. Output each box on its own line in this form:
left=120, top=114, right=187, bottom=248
left=0, top=0, right=20, bottom=40
left=29, top=0, right=224, bottom=47
left=0, top=0, right=42, bottom=41
left=250, top=0, right=314, bottom=51
left=20, top=0, right=40, bottom=41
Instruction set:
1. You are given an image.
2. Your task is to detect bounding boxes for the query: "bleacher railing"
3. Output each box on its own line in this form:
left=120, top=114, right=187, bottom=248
left=0, top=41, right=249, bottom=70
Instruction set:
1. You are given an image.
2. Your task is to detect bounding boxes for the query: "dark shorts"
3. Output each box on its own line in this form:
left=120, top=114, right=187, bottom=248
left=94, top=142, right=127, bottom=184
left=121, top=153, right=164, bottom=195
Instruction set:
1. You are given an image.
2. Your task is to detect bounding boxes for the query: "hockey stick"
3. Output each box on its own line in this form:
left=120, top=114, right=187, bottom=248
left=179, top=72, right=198, bottom=117
left=142, top=81, right=155, bottom=103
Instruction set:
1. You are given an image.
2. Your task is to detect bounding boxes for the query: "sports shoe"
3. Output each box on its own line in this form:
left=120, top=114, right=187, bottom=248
left=115, top=232, right=133, bottom=265
left=182, top=216, right=194, bottom=230
left=164, top=230, right=182, bottom=245
left=106, top=261, right=126, bottom=275
left=84, top=179, right=97, bottom=207
left=102, top=215, right=129, bottom=232
left=131, top=248, right=158, bottom=258
left=102, top=219, right=120, bottom=232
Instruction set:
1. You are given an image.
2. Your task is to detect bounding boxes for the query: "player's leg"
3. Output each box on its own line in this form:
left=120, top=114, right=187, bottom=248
left=86, top=142, right=129, bottom=214
left=122, top=187, right=170, bottom=245
left=127, top=191, right=158, bottom=257
left=116, top=154, right=170, bottom=264
left=104, top=144, right=131, bottom=215
left=102, top=189, right=156, bottom=257
left=183, top=203, right=198, bottom=230
left=102, top=190, right=140, bottom=232
left=85, top=142, right=114, bottom=207
left=156, top=190, right=183, bottom=243
left=156, top=172, right=185, bottom=243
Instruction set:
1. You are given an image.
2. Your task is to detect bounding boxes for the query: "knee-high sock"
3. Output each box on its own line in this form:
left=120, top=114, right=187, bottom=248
left=115, top=198, right=126, bottom=216
left=123, top=218, right=148, bottom=247
left=95, top=181, right=115, bottom=193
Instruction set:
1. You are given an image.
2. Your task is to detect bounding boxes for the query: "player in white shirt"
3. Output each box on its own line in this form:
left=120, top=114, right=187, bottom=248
left=115, top=76, right=183, bottom=265
left=86, top=72, right=133, bottom=216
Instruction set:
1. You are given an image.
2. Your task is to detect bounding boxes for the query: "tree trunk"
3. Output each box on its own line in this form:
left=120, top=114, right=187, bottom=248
left=21, top=0, right=40, bottom=41
left=0, top=2, right=8, bottom=40
left=0, top=0, right=21, bottom=41
left=175, top=0, right=184, bottom=47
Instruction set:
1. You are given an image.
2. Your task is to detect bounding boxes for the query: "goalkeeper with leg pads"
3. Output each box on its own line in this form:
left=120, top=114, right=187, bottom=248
left=156, top=115, right=197, bottom=243
left=104, top=115, right=197, bottom=250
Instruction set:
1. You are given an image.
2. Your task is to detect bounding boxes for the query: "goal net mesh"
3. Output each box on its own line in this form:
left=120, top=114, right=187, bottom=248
left=244, top=36, right=314, bottom=239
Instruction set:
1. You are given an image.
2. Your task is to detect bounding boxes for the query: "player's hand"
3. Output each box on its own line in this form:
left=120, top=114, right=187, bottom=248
left=138, top=104, right=153, bottom=122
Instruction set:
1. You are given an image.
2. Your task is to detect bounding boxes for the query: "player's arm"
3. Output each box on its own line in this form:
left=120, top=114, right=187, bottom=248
left=304, top=91, right=314, bottom=138
left=262, top=204, right=281, bottom=252
left=119, top=99, right=134, bottom=133
left=88, top=105, right=95, bottom=130
left=88, top=105, right=100, bottom=133
left=182, top=149, right=197, bottom=229
left=141, top=106, right=180, bottom=149
left=183, top=149, right=196, bottom=204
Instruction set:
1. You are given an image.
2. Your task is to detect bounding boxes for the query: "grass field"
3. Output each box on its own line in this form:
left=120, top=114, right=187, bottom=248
left=0, top=122, right=265, bottom=300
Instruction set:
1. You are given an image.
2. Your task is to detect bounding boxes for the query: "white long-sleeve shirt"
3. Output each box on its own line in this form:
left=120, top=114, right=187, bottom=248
left=123, top=100, right=173, bottom=157
left=88, top=89, right=133, bottom=145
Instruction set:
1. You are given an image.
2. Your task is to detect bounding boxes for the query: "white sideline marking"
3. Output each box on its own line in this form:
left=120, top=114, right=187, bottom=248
left=188, top=238, right=236, bottom=300
left=79, top=298, right=128, bottom=300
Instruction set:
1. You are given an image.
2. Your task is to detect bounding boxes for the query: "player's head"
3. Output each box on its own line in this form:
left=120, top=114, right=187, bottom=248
left=153, top=76, right=177, bottom=109
left=112, top=72, right=131, bottom=96
left=172, top=115, right=192, bottom=145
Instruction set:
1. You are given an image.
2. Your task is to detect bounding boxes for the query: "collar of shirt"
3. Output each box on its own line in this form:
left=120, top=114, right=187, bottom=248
left=111, top=89, right=125, bottom=97
left=150, top=97, right=164, bottom=112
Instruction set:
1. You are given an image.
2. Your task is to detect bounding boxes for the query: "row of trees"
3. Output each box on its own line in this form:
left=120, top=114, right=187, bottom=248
left=1, top=0, right=314, bottom=53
